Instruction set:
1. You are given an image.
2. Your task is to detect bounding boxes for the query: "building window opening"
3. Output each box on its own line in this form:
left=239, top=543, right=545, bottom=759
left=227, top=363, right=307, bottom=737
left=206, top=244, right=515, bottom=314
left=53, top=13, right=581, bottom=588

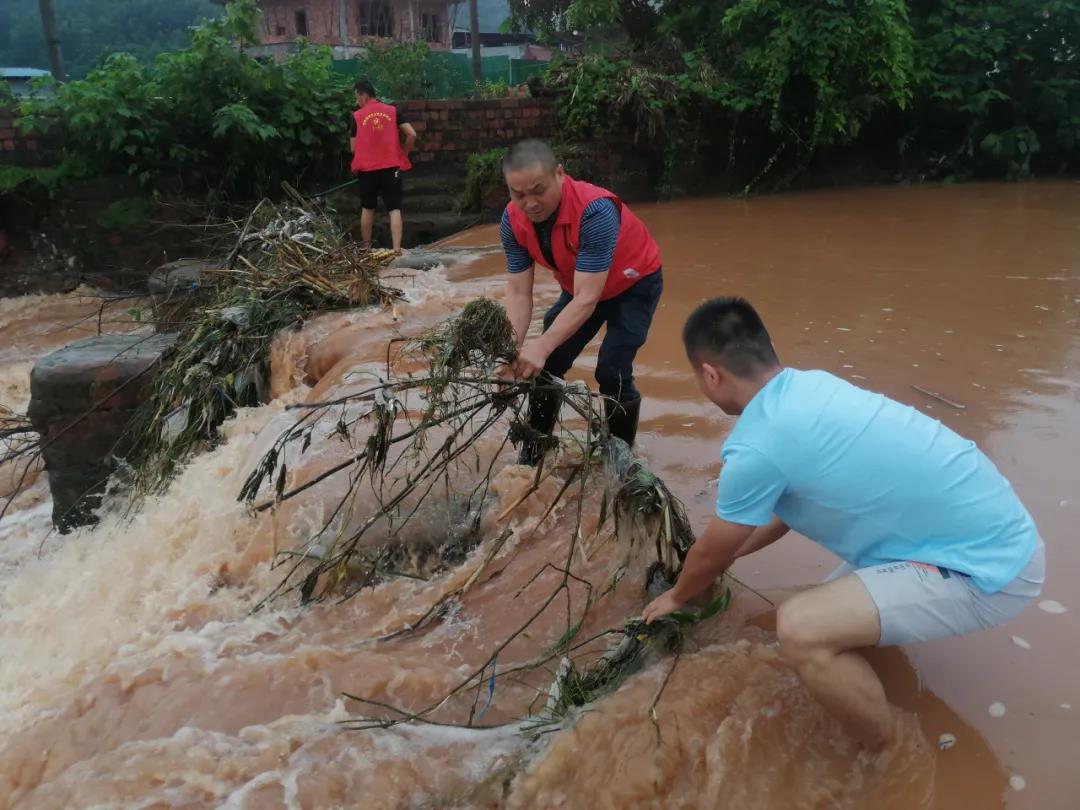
left=359, top=1, right=394, bottom=38
left=421, top=13, right=441, bottom=43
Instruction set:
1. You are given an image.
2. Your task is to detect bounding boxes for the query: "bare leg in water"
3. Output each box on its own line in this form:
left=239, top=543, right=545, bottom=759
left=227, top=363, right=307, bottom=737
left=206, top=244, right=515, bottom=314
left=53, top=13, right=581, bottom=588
left=776, top=575, right=897, bottom=751
left=389, top=209, right=403, bottom=254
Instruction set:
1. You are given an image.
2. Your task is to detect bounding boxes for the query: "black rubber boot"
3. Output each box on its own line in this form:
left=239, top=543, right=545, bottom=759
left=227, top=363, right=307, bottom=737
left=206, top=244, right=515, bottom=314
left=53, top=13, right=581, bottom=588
left=605, top=396, right=642, bottom=448
left=517, top=385, right=561, bottom=466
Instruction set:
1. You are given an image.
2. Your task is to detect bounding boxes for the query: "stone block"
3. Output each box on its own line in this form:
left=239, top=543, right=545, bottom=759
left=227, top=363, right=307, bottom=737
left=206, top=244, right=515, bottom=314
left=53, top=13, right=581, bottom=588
left=29, top=333, right=177, bottom=419
left=47, top=467, right=112, bottom=530
left=36, top=408, right=143, bottom=470
left=29, top=332, right=177, bottom=531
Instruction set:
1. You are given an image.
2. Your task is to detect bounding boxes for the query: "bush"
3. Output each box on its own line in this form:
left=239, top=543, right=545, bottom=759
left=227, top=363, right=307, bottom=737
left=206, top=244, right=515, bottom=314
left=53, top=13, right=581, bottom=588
left=459, top=144, right=594, bottom=215
left=903, top=0, right=1080, bottom=180
left=351, top=41, right=457, bottom=100
left=459, top=148, right=508, bottom=214
left=16, top=0, right=354, bottom=199
left=536, top=0, right=1080, bottom=186
left=0, top=164, right=74, bottom=198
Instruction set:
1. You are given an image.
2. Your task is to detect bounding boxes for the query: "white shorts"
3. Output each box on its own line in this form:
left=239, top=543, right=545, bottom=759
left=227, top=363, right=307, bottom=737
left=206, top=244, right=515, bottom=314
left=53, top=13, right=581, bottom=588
left=826, top=540, right=1045, bottom=646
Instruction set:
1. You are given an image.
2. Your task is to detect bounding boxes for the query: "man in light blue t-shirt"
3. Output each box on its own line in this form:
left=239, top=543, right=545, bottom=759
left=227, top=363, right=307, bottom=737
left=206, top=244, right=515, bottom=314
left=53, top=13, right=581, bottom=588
left=643, top=297, right=1044, bottom=752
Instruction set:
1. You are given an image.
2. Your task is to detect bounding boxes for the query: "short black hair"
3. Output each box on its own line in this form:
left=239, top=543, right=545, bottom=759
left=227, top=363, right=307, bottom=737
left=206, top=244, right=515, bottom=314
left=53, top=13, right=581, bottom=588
left=353, top=79, right=376, bottom=97
left=502, top=139, right=558, bottom=174
left=682, top=297, right=780, bottom=377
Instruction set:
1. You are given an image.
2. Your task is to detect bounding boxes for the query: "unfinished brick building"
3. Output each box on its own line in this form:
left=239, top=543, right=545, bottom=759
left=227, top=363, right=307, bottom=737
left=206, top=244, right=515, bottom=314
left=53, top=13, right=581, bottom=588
left=228, top=0, right=457, bottom=58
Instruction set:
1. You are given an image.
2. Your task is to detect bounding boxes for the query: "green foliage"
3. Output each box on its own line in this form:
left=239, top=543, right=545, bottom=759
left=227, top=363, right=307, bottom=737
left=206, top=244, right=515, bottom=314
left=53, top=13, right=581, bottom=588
left=0, top=0, right=222, bottom=79
left=459, top=143, right=592, bottom=213
left=544, top=0, right=1079, bottom=185
left=506, top=0, right=656, bottom=41
left=459, top=147, right=508, bottom=214
left=904, top=0, right=1080, bottom=180
left=554, top=1, right=913, bottom=144
left=16, top=1, right=354, bottom=199
left=715, top=0, right=914, bottom=143
left=472, top=78, right=514, bottom=100
left=96, top=197, right=151, bottom=230
left=0, top=162, right=78, bottom=197
left=550, top=53, right=725, bottom=143
left=352, top=41, right=455, bottom=100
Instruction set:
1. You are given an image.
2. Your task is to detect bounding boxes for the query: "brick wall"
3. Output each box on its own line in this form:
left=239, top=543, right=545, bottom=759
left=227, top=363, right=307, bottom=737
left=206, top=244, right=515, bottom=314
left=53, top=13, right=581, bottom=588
left=401, top=98, right=558, bottom=166
left=0, top=106, right=42, bottom=166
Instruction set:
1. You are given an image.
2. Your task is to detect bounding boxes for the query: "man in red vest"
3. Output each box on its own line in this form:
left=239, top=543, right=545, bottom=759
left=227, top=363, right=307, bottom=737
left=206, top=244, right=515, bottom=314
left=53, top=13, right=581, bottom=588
left=349, top=79, right=417, bottom=253
left=499, top=139, right=663, bottom=464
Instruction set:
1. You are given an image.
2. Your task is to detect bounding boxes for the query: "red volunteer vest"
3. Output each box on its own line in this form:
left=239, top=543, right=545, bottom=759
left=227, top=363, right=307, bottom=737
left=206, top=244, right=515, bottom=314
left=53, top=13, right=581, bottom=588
left=505, top=176, right=661, bottom=301
left=351, top=100, right=412, bottom=173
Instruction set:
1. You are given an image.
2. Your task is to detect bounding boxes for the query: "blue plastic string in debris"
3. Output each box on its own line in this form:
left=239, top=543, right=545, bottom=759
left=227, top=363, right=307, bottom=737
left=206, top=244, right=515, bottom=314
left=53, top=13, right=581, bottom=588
left=475, top=655, right=498, bottom=721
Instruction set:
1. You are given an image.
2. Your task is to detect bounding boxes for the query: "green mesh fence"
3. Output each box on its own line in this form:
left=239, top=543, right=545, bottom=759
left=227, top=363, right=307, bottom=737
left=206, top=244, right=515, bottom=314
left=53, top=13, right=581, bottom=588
left=330, top=51, right=547, bottom=100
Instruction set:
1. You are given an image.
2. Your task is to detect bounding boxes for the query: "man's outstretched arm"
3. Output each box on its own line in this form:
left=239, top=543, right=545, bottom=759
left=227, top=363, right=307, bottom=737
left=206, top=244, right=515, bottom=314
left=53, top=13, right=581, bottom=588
left=643, top=517, right=756, bottom=623
left=735, top=515, right=789, bottom=559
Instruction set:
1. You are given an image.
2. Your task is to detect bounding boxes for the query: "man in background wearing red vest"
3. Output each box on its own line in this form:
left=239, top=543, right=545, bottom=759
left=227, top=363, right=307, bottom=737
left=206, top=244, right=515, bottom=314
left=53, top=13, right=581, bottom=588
left=500, top=139, right=664, bottom=464
left=349, top=80, right=418, bottom=254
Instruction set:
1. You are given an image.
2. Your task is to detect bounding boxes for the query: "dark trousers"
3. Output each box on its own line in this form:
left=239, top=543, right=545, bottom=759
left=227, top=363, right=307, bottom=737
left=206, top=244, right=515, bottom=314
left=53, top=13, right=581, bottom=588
left=541, top=269, right=663, bottom=403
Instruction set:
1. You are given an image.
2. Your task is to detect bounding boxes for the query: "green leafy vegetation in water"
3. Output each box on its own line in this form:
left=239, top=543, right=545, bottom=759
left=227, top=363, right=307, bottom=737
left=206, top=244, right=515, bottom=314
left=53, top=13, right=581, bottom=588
left=125, top=192, right=401, bottom=495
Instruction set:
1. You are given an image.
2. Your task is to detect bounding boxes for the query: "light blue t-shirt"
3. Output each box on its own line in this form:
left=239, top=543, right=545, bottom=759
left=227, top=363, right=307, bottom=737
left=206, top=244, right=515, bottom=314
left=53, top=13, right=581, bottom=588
left=716, top=368, right=1038, bottom=593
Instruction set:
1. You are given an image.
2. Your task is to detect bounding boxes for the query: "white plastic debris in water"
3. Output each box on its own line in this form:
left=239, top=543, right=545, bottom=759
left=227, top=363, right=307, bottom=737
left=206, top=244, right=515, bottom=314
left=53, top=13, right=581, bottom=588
left=1038, top=600, right=1068, bottom=614
left=1061, top=704, right=1072, bottom=710
left=1060, top=500, right=1069, bottom=508
left=938, top=733, right=957, bottom=751
left=1009, top=775, right=1027, bottom=791
left=161, top=402, right=190, bottom=446
left=988, top=702, right=1007, bottom=717
left=1011, top=636, right=1031, bottom=649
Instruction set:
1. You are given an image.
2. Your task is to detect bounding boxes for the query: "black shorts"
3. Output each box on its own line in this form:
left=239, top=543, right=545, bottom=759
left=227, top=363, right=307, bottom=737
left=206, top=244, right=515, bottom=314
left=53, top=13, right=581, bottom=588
left=356, top=167, right=403, bottom=212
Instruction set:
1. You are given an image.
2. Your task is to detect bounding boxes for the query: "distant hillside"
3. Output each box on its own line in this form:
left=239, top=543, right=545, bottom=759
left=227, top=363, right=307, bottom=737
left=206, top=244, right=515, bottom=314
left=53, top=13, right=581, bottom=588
left=0, top=0, right=220, bottom=78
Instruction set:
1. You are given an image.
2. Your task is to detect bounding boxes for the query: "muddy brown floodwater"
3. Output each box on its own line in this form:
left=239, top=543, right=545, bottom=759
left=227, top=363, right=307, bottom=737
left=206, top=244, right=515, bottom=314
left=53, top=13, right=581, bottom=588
left=0, top=181, right=1077, bottom=809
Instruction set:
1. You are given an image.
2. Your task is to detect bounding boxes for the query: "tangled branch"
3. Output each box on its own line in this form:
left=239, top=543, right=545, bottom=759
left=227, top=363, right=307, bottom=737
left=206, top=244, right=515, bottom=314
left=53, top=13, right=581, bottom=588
left=237, top=299, right=725, bottom=747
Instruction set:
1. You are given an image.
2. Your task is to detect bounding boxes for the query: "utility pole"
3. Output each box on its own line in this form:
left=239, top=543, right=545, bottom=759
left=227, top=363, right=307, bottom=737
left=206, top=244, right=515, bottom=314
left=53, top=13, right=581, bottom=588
left=338, top=0, right=349, bottom=46
left=38, top=0, right=66, bottom=82
left=468, top=0, right=482, bottom=82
